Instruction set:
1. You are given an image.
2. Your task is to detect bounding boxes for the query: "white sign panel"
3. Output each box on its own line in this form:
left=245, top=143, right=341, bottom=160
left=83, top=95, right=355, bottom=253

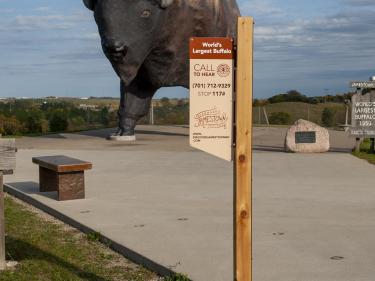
left=189, top=37, right=234, bottom=161
left=350, top=81, right=375, bottom=89
left=350, top=91, right=375, bottom=137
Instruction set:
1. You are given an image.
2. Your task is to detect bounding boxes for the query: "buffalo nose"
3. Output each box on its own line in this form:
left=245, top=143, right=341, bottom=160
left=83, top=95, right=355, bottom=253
left=102, top=40, right=128, bottom=56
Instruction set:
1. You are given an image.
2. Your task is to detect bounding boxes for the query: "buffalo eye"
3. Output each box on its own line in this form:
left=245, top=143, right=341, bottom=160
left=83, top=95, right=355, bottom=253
left=141, top=10, right=152, bottom=18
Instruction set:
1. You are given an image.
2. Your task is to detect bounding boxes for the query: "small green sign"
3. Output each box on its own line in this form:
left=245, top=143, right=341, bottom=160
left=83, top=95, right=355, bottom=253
left=295, top=131, right=316, bottom=144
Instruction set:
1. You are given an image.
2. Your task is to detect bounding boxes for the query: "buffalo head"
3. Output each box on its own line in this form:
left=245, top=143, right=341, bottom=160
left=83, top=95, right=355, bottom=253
left=83, top=0, right=174, bottom=86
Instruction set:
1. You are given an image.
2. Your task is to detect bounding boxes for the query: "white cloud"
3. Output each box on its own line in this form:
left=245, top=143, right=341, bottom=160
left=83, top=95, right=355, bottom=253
left=0, top=8, right=14, bottom=13
left=34, top=7, right=51, bottom=12
left=237, top=0, right=375, bottom=96
left=341, top=0, right=375, bottom=6
left=253, top=7, right=375, bottom=61
left=0, top=12, right=91, bottom=32
left=2, top=0, right=374, bottom=98
left=240, top=0, right=285, bottom=17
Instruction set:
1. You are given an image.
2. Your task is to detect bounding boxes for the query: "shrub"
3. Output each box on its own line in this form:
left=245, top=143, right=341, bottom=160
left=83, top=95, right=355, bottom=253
left=86, top=231, right=101, bottom=242
left=269, top=112, right=291, bottom=125
left=49, top=114, right=69, bottom=132
left=0, top=115, right=23, bottom=135
left=321, top=107, right=335, bottom=127
left=68, top=116, right=86, bottom=131
left=165, top=273, right=190, bottom=281
left=40, top=119, right=49, bottom=133
left=99, top=107, right=110, bottom=126
left=160, top=97, right=171, bottom=107
left=2, top=117, right=23, bottom=135
left=24, top=115, right=43, bottom=133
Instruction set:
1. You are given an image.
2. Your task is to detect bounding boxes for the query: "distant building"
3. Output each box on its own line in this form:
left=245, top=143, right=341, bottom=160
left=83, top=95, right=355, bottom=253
left=79, top=104, right=99, bottom=110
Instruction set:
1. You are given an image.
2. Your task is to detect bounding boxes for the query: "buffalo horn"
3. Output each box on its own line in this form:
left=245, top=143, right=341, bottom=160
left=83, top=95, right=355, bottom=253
left=83, top=0, right=95, bottom=10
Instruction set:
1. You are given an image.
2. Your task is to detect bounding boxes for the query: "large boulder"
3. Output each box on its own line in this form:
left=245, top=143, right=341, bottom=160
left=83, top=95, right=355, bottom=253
left=285, top=119, right=330, bottom=153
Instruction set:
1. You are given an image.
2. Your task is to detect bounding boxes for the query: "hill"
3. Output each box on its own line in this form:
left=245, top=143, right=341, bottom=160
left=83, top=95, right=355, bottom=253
left=253, top=102, right=348, bottom=127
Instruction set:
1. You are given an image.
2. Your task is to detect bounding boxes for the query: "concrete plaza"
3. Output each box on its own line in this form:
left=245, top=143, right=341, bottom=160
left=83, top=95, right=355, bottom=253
left=4, top=126, right=375, bottom=281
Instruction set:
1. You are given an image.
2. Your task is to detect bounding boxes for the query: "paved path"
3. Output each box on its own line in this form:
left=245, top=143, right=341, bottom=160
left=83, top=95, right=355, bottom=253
left=5, top=126, right=375, bottom=281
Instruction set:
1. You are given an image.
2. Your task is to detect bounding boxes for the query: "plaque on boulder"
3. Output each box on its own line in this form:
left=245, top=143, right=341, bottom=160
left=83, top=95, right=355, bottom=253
left=295, top=131, right=316, bottom=144
left=285, top=119, right=330, bottom=153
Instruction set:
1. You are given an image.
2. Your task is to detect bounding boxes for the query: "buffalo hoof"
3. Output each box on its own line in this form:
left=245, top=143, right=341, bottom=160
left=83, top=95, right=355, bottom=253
left=109, top=135, right=136, bottom=142
left=108, top=128, right=136, bottom=141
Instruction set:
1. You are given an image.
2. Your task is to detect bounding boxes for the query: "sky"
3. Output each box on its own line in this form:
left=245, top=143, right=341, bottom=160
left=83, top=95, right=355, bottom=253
left=0, top=0, right=374, bottom=99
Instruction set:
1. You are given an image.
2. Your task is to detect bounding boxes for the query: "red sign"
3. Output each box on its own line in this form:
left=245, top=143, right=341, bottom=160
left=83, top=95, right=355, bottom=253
left=190, top=37, right=234, bottom=60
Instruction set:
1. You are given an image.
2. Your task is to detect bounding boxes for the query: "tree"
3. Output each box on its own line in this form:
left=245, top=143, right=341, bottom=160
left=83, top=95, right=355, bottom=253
left=99, top=107, right=110, bottom=126
left=269, top=112, right=291, bottom=125
left=0, top=115, right=23, bottom=135
left=253, top=99, right=268, bottom=107
left=160, top=97, right=171, bottom=107
left=25, top=115, right=43, bottom=133
left=268, top=90, right=308, bottom=104
left=49, top=114, right=68, bottom=132
left=253, top=99, right=260, bottom=106
left=321, top=107, right=335, bottom=127
left=176, top=99, right=185, bottom=107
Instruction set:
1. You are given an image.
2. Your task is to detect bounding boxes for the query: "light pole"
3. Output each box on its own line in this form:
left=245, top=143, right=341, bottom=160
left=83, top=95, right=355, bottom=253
left=149, top=100, right=154, bottom=125
left=369, top=76, right=375, bottom=153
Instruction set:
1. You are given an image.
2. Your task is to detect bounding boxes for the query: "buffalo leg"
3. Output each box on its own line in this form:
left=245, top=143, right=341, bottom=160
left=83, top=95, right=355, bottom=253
left=115, top=80, right=156, bottom=136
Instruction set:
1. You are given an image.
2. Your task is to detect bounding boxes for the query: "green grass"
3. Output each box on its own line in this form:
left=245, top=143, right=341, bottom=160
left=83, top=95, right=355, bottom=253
left=165, top=274, right=189, bottom=281
left=0, top=195, right=160, bottom=281
left=352, top=138, right=375, bottom=165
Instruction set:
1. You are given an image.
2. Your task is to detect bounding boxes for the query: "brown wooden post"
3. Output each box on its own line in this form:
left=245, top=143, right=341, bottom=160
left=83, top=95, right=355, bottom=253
left=234, top=17, right=253, bottom=281
left=0, top=171, right=5, bottom=270
left=0, top=138, right=16, bottom=270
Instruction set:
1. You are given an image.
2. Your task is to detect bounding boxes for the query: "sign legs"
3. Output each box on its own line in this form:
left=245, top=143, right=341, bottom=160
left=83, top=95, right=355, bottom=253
left=234, top=17, right=254, bottom=281
left=370, top=138, right=375, bottom=154
left=354, top=138, right=361, bottom=153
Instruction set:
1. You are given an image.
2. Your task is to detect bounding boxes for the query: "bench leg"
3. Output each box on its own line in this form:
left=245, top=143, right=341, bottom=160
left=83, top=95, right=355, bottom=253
left=39, top=167, right=58, bottom=192
left=57, top=171, right=85, bottom=201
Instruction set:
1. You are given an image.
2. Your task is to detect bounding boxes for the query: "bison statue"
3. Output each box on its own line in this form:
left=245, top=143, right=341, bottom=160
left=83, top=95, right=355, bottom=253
left=83, top=0, right=240, bottom=139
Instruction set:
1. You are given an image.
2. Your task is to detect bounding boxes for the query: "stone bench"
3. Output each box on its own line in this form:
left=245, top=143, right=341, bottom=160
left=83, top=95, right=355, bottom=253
left=32, top=155, right=92, bottom=201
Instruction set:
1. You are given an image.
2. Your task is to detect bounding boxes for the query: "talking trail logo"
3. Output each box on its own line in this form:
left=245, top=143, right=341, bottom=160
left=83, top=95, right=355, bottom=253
left=194, top=107, right=228, bottom=129
left=217, top=64, right=231, bottom=77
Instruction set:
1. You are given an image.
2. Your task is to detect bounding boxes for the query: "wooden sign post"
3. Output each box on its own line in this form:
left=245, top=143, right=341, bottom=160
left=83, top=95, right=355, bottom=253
left=0, top=139, right=16, bottom=270
left=234, top=17, right=253, bottom=281
left=189, top=16, right=253, bottom=281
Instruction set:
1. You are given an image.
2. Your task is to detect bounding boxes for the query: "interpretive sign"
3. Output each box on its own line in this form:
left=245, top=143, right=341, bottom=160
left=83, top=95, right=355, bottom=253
left=0, top=138, right=16, bottom=270
left=295, top=131, right=316, bottom=144
left=350, top=91, right=375, bottom=137
left=350, top=81, right=375, bottom=89
left=0, top=139, right=16, bottom=172
left=189, top=37, right=234, bottom=161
